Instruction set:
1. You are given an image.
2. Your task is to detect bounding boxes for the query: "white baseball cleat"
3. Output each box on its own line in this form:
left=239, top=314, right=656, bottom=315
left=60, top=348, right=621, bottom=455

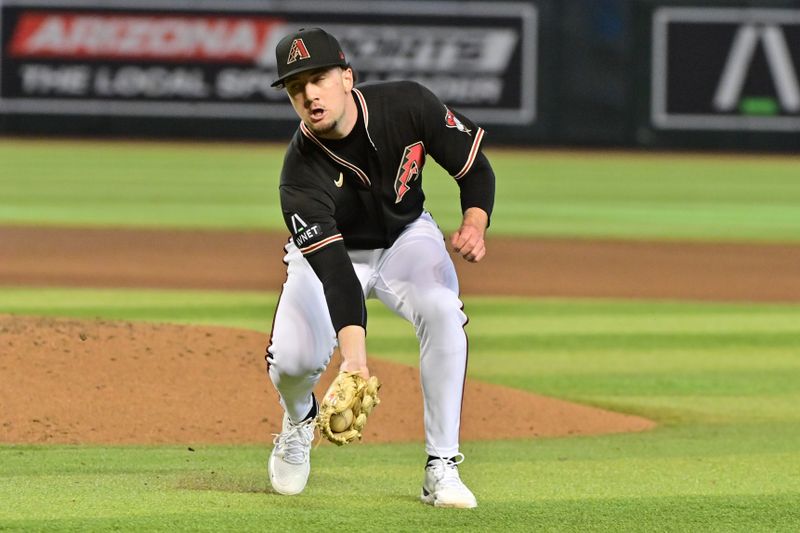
left=420, top=453, right=478, bottom=508
left=268, top=412, right=316, bottom=495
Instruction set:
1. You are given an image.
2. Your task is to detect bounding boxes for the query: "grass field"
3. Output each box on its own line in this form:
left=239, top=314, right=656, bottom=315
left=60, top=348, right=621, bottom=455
left=1, top=140, right=800, bottom=531
left=2, top=288, right=799, bottom=531
left=1, top=140, right=800, bottom=241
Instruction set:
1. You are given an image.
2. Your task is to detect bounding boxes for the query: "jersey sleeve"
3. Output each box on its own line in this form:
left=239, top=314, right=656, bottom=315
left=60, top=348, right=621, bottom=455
left=418, top=83, right=485, bottom=178
left=280, top=184, right=366, bottom=331
left=305, top=243, right=367, bottom=332
left=417, top=83, right=495, bottom=219
left=280, top=184, right=342, bottom=256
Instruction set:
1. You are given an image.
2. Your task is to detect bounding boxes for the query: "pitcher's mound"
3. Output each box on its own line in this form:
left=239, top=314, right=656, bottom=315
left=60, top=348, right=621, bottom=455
left=0, top=315, right=654, bottom=445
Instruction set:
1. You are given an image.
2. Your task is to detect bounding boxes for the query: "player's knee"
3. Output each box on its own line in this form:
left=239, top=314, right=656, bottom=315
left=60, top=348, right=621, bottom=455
left=271, top=359, right=318, bottom=382
left=412, top=289, right=465, bottom=328
left=268, top=343, right=331, bottom=380
left=269, top=358, right=327, bottom=396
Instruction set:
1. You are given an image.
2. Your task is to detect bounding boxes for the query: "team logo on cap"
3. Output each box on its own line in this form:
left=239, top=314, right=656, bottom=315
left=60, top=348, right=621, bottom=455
left=287, top=38, right=311, bottom=64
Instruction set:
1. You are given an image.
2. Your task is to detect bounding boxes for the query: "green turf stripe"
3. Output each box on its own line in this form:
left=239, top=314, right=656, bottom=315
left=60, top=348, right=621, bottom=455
left=3, top=141, right=800, bottom=240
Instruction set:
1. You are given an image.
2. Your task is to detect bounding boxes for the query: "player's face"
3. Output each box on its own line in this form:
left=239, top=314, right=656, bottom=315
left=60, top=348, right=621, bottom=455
left=285, top=67, right=355, bottom=139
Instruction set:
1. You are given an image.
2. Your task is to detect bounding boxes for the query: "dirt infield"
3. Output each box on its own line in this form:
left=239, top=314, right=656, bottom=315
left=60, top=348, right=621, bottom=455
left=2, top=225, right=799, bottom=301
left=0, top=315, right=654, bottom=445
left=4, top=225, right=799, bottom=445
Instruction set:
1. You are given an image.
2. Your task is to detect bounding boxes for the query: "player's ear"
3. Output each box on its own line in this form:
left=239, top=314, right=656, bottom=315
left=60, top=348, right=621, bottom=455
left=341, top=67, right=354, bottom=91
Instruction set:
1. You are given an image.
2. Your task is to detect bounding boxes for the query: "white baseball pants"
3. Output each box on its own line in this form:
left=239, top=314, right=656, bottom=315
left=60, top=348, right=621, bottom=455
left=267, top=212, right=468, bottom=457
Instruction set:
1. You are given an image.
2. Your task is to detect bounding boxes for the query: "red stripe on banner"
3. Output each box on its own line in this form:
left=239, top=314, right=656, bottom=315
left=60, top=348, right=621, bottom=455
left=7, top=11, right=284, bottom=62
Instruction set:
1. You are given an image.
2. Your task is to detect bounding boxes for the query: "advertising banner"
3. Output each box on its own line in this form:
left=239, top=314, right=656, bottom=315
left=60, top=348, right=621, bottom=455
left=651, top=7, right=800, bottom=132
left=0, top=0, right=538, bottom=124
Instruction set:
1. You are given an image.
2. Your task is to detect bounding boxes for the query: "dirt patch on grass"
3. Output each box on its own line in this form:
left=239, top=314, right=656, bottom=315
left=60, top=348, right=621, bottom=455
left=0, top=315, right=654, bottom=445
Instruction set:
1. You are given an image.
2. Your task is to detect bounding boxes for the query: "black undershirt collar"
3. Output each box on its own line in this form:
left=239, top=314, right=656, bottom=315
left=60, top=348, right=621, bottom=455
left=319, top=94, right=371, bottom=174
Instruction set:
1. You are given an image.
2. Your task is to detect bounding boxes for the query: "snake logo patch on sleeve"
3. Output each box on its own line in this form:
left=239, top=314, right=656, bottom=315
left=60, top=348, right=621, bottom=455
left=445, top=107, right=472, bottom=135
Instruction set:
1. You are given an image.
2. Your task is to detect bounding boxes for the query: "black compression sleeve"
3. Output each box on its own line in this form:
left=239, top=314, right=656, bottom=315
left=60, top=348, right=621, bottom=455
left=456, top=151, right=495, bottom=222
left=304, top=242, right=367, bottom=332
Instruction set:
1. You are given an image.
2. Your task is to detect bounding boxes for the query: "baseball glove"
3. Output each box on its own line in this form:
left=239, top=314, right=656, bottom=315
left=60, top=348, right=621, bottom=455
left=316, top=371, right=381, bottom=446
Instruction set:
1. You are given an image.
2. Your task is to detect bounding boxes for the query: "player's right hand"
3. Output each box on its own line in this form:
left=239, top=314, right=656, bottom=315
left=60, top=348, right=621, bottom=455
left=452, top=207, right=489, bottom=263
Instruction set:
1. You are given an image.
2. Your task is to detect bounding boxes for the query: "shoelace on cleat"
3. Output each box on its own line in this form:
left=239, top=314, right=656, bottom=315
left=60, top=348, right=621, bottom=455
left=429, top=452, right=466, bottom=489
left=272, top=418, right=315, bottom=465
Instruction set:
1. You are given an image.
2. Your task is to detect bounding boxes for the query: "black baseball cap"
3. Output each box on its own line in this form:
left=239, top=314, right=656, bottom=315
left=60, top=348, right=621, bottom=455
left=271, top=28, right=348, bottom=88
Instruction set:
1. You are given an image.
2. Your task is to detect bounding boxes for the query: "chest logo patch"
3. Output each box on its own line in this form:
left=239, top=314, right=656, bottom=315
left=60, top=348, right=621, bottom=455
left=394, top=142, right=425, bottom=204
left=334, top=172, right=344, bottom=188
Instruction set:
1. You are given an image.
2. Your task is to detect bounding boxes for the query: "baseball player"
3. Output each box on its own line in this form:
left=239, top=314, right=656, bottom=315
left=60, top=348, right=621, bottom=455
left=265, top=28, right=495, bottom=508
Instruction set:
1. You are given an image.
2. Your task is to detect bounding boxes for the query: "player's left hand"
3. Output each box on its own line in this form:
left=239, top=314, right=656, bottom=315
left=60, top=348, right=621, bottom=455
left=451, top=208, right=488, bottom=263
left=337, top=325, right=370, bottom=378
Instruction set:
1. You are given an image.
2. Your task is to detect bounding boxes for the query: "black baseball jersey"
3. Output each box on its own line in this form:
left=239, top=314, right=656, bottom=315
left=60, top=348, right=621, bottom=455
left=278, top=80, right=495, bottom=331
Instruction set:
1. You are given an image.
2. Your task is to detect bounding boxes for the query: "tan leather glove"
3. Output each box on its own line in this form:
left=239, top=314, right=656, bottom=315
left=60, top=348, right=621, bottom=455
left=316, top=371, right=381, bottom=446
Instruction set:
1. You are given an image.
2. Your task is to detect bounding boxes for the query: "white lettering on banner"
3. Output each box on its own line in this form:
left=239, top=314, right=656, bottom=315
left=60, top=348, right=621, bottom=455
left=713, top=24, right=800, bottom=113
left=413, top=76, right=503, bottom=104
left=362, top=73, right=503, bottom=104
left=325, top=25, right=518, bottom=74
left=19, top=64, right=90, bottom=95
left=0, top=4, right=535, bottom=124
left=8, top=12, right=281, bottom=62
left=216, top=69, right=283, bottom=100
left=8, top=14, right=520, bottom=77
left=94, top=67, right=209, bottom=98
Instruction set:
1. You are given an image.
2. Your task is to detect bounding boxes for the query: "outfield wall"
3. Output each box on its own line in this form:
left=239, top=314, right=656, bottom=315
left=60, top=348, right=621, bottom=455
left=0, top=0, right=797, bottom=151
